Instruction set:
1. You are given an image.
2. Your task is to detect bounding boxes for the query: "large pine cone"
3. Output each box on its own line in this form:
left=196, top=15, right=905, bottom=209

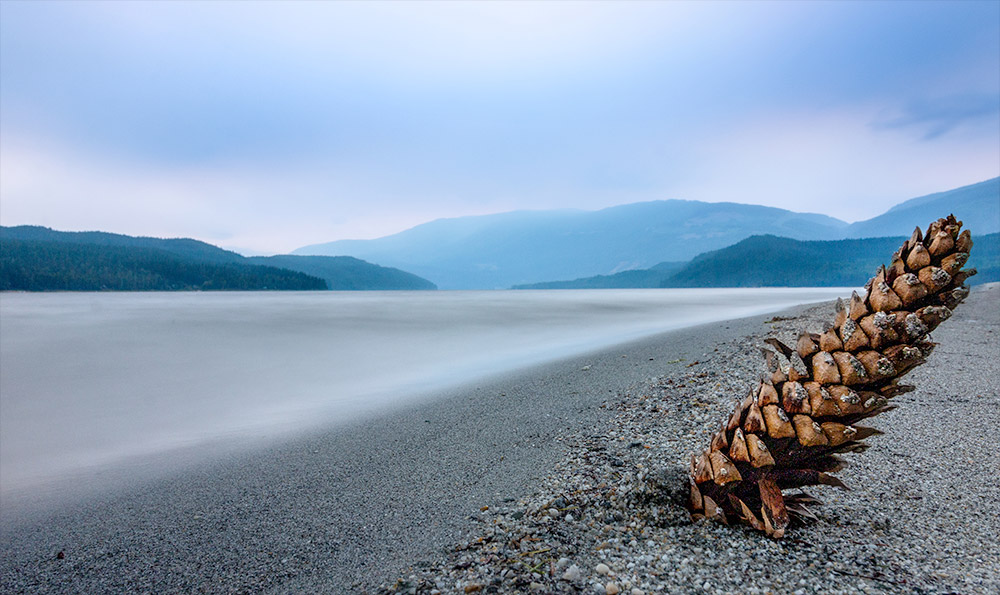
left=686, top=215, right=976, bottom=537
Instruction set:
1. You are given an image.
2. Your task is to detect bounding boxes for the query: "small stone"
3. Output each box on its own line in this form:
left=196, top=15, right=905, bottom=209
left=631, top=589, right=645, bottom=595
left=606, top=583, right=621, bottom=595
left=565, top=513, right=575, bottom=522
left=548, top=508, right=560, bottom=518
left=562, top=564, right=582, bottom=581
left=529, top=582, right=545, bottom=591
left=595, top=563, right=611, bottom=575
left=556, top=557, right=571, bottom=569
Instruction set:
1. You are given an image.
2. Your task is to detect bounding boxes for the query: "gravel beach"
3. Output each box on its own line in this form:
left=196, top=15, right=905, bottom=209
left=1, top=285, right=997, bottom=594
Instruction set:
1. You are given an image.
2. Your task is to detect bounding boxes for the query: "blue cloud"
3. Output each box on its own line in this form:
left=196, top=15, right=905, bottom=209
left=872, top=93, right=1000, bottom=140
left=1, top=0, right=998, bottom=251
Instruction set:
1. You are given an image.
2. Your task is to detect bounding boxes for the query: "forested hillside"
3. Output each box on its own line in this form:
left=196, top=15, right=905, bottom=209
left=248, top=255, right=436, bottom=290
left=0, top=239, right=325, bottom=291
left=514, top=233, right=999, bottom=289
left=0, top=226, right=436, bottom=291
left=1, top=226, right=245, bottom=263
left=663, top=233, right=999, bottom=288
left=512, top=262, right=685, bottom=289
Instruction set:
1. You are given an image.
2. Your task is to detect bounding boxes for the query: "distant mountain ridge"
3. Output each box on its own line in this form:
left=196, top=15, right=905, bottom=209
left=6, top=178, right=995, bottom=291
left=844, top=177, right=999, bottom=239
left=295, top=200, right=849, bottom=289
left=0, top=226, right=436, bottom=291
left=295, top=177, right=998, bottom=289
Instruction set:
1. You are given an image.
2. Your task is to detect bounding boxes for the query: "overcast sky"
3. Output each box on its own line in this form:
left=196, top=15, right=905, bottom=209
left=1, top=1, right=998, bottom=254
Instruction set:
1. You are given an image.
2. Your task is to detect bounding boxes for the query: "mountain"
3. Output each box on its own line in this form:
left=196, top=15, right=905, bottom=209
left=0, top=225, right=246, bottom=264
left=247, top=255, right=436, bottom=290
left=662, top=233, right=998, bottom=288
left=526, top=232, right=998, bottom=289
left=845, top=178, right=999, bottom=239
left=512, top=261, right=686, bottom=290
left=295, top=201, right=849, bottom=289
left=296, top=178, right=998, bottom=290
left=664, top=235, right=908, bottom=287
left=0, top=226, right=436, bottom=291
left=0, top=238, right=326, bottom=291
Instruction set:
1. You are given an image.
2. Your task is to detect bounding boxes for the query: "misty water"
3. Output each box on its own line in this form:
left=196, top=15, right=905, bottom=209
left=0, top=288, right=850, bottom=500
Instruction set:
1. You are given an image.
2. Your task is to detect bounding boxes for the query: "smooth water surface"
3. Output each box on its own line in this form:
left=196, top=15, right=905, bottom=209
left=0, top=288, right=849, bottom=497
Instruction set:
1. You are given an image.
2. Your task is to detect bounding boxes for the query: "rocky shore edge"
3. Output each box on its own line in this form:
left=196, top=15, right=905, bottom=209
left=381, top=285, right=999, bottom=595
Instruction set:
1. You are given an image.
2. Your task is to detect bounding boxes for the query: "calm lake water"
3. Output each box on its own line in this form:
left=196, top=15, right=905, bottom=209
left=0, top=288, right=849, bottom=497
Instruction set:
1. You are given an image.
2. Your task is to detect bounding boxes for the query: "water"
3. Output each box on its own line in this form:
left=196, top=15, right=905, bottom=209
left=0, top=288, right=849, bottom=498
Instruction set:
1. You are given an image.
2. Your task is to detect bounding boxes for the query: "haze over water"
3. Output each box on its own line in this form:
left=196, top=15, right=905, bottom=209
left=0, top=288, right=848, bottom=500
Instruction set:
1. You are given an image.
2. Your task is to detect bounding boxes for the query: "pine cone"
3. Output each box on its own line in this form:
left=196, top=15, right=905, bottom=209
left=686, top=215, right=976, bottom=537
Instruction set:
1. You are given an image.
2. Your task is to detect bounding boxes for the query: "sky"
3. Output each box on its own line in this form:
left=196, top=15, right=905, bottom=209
left=1, top=0, right=998, bottom=255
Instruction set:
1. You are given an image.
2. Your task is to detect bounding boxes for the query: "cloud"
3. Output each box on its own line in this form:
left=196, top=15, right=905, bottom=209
left=1, top=1, right=998, bottom=252
left=0, top=133, right=544, bottom=253
left=9, top=1, right=703, bottom=82
left=1, top=135, right=239, bottom=238
left=667, top=107, right=1000, bottom=223
left=871, top=93, right=1000, bottom=140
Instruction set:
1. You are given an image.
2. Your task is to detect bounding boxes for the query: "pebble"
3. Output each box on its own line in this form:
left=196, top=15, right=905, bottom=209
left=595, top=562, right=611, bottom=575
left=606, top=582, right=621, bottom=595
left=562, top=564, right=582, bottom=581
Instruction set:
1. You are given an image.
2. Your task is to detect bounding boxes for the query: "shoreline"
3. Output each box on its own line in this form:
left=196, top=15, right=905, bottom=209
left=0, top=298, right=822, bottom=592
left=2, top=287, right=996, bottom=593
left=0, top=287, right=848, bottom=502
left=382, top=284, right=1000, bottom=595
